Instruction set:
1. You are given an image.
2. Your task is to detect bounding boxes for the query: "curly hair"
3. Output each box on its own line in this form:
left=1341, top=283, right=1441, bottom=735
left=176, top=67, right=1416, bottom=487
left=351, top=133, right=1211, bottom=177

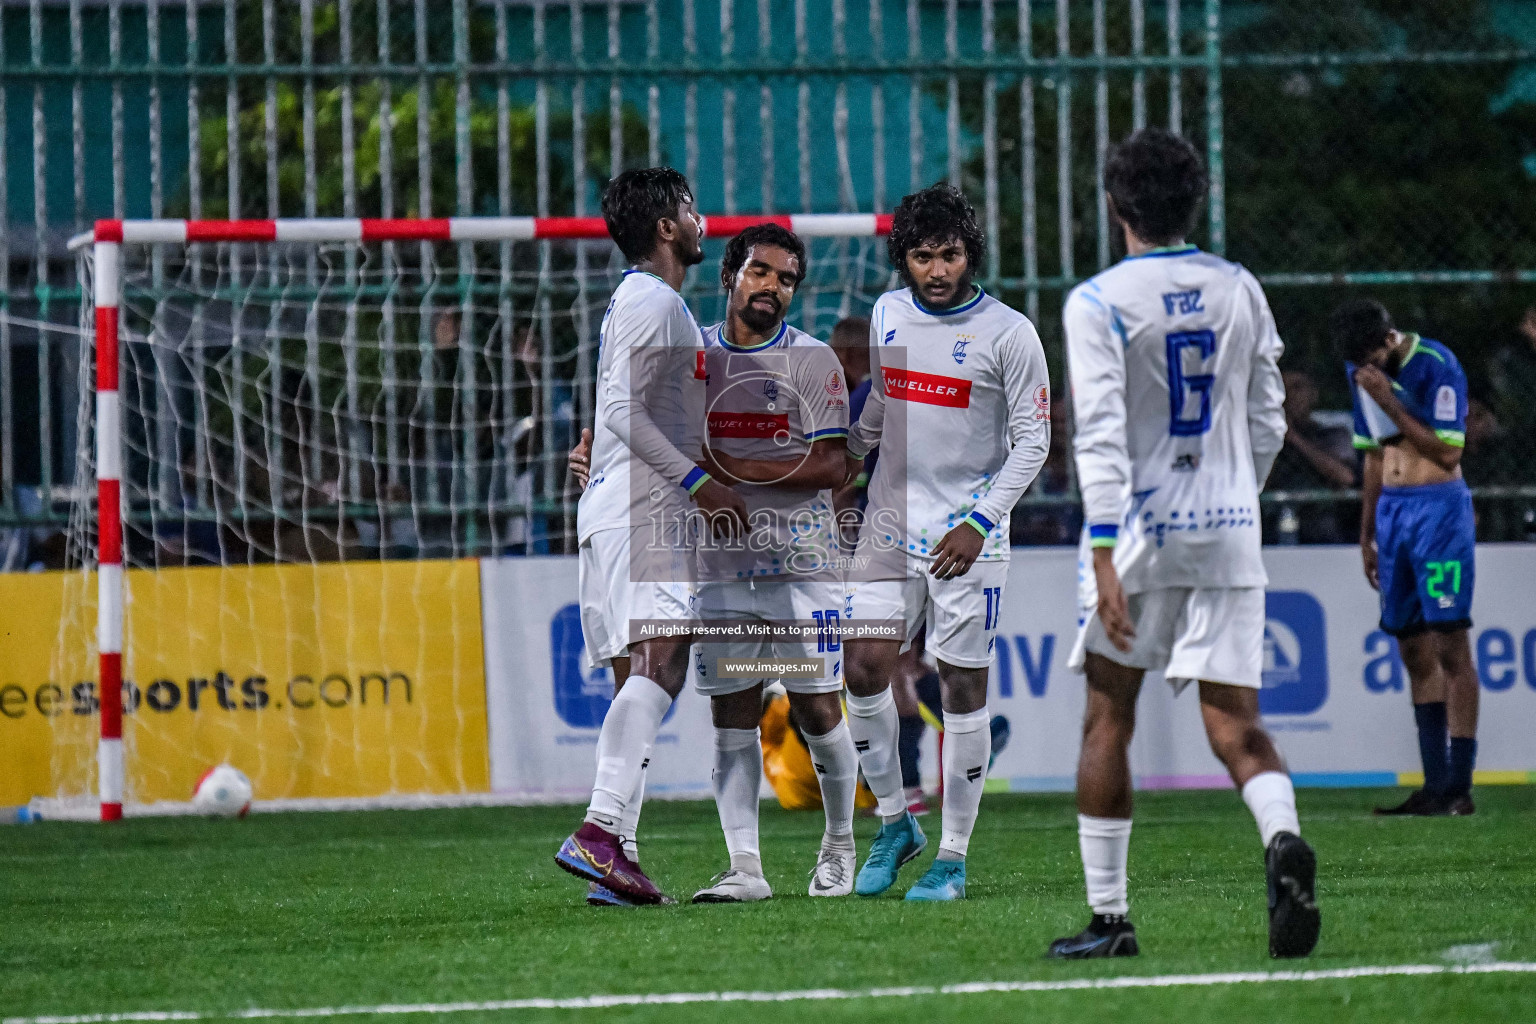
left=601, top=166, right=694, bottom=263
left=719, top=223, right=808, bottom=290
left=1329, top=298, right=1395, bottom=364
left=887, top=184, right=986, bottom=287
left=1103, top=129, right=1207, bottom=245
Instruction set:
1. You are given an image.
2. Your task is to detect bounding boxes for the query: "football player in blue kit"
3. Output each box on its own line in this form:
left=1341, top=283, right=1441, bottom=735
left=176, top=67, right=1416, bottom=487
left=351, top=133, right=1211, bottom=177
left=1332, top=298, right=1479, bottom=817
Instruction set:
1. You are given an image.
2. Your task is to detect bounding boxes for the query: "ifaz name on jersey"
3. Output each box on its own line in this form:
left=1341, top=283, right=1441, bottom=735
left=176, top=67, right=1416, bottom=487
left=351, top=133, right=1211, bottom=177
left=880, top=367, right=973, bottom=408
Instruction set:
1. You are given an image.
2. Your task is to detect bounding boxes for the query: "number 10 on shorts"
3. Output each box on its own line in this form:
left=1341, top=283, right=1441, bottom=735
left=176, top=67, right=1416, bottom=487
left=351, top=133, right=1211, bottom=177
left=811, top=609, right=841, bottom=652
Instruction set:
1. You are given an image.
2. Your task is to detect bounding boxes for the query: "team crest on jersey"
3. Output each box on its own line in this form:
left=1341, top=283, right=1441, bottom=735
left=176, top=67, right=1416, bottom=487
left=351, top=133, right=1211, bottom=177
left=762, top=378, right=779, bottom=402
left=825, top=369, right=845, bottom=397
left=952, top=334, right=973, bottom=364
left=1435, top=384, right=1457, bottom=421
left=1034, top=384, right=1050, bottom=420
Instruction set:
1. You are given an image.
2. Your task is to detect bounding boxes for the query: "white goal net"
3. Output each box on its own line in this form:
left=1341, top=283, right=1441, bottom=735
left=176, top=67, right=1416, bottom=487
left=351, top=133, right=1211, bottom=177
left=39, top=216, right=891, bottom=818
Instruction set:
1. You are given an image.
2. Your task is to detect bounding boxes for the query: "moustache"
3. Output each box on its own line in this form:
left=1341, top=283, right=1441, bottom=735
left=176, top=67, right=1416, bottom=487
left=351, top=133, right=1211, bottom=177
left=747, top=292, right=781, bottom=310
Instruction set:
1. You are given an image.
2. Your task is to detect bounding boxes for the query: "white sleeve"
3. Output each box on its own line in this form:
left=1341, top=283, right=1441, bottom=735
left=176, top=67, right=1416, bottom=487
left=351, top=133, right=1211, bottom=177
left=1244, top=275, right=1287, bottom=490
left=970, top=322, right=1051, bottom=528
left=602, top=294, right=703, bottom=488
left=846, top=312, right=885, bottom=459
left=1064, top=289, right=1130, bottom=530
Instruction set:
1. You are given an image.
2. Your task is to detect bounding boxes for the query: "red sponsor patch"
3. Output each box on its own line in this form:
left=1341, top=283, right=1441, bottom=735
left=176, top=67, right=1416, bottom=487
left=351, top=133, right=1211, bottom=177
left=708, top=411, right=791, bottom=438
left=881, top=367, right=972, bottom=408
left=695, top=350, right=708, bottom=380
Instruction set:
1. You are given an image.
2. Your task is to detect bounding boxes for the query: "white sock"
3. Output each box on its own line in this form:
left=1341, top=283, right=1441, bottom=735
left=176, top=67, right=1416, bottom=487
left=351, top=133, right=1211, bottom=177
left=1241, top=771, right=1301, bottom=848
left=937, top=708, right=991, bottom=859
left=803, top=719, right=858, bottom=842
left=713, top=727, right=763, bottom=877
left=619, top=751, right=649, bottom=862
left=584, top=676, right=673, bottom=832
left=1079, top=814, right=1132, bottom=915
left=846, top=688, right=907, bottom=820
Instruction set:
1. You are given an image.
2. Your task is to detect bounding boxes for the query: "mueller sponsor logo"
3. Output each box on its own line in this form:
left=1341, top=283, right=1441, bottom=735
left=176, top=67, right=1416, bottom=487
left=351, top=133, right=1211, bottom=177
left=881, top=367, right=972, bottom=408
left=709, top=411, right=791, bottom=438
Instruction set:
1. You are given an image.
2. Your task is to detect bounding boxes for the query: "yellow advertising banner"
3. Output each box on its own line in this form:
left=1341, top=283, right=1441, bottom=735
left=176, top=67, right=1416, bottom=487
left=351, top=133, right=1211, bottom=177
left=0, top=560, right=488, bottom=807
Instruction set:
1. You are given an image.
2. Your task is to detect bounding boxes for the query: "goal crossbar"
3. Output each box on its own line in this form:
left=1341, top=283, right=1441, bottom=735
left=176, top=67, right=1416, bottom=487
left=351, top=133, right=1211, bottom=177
left=81, top=213, right=892, bottom=821
left=70, top=213, right=895, bottom=250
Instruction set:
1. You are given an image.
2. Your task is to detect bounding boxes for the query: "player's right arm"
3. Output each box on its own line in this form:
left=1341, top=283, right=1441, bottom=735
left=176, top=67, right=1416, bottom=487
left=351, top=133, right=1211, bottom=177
left=604, top=294, right=745, bottom=533
left=844, top=310, right=886, bottom=483
left=1360, top=448, right=1383, bottom=590
left=1064, top=287, right=1135, bottom=651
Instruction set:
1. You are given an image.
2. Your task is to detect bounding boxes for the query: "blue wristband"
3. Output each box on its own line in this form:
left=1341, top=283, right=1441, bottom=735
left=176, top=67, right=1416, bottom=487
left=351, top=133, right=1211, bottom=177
left=963, top=510, right=995, bottom=536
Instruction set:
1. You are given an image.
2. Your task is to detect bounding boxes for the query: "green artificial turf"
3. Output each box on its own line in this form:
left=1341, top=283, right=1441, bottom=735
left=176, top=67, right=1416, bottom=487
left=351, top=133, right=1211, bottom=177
left=2, top=788, right=1534, bottom=1023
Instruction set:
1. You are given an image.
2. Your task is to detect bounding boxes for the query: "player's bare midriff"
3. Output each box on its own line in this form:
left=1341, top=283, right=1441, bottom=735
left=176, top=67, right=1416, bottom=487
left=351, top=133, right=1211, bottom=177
left=1380, top=437, right=1462, bottom=488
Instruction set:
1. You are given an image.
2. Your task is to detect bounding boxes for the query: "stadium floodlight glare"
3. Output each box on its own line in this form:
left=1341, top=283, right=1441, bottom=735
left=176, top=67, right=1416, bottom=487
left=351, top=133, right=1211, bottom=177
left=69, top=214, right=892, bottom=822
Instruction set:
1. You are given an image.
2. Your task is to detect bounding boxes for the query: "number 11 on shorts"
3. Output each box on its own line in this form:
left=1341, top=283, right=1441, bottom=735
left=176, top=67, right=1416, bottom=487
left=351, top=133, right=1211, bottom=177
left=983, top=587, right=1002, bottom=631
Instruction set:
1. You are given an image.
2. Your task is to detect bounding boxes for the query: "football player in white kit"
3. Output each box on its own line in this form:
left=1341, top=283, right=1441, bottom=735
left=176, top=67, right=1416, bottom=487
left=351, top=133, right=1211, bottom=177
left=841, top=185, right=1052, bottom=901
left=685, top=224, right=864, bottom=903
left=554, top=167, right=748, bottom=906
left=565, top=224, right=863, bottom=905
left=1051, top=129, right=1320, bottom=958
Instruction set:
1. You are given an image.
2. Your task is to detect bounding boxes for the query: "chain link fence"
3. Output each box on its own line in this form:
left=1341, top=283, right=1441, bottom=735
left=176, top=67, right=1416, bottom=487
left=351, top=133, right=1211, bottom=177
left=2, top=0, right=1534, bottom=566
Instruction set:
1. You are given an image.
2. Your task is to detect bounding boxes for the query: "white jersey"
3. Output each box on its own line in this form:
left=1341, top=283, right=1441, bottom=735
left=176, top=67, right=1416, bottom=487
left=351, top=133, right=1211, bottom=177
left=847, top=286, right=1051, bottom=564
left=577, top=270, right=708, bottom=544
left=1063, top=246, right=1285, bottom=594
left=700, top=320, right=848, bottom=581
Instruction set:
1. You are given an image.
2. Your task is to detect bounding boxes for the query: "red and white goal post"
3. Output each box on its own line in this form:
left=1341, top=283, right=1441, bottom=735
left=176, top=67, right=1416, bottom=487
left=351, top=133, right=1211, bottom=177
left=75, top=213, right=892, bottom=821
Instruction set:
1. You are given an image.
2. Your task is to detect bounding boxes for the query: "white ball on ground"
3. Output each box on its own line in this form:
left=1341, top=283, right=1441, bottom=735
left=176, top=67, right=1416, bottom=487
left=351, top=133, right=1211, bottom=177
left=192, top=765, right=252, bottom=818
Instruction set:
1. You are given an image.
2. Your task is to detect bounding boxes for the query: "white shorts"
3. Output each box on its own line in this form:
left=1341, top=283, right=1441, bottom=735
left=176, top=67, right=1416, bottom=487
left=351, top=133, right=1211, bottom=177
left=845, top=558, right=1009, bottom=669
left=1068, top=587, right=1265, bottom=692
left=578, top=527, right=697, bottom=668
left=692, top=579, right=845, bottom=696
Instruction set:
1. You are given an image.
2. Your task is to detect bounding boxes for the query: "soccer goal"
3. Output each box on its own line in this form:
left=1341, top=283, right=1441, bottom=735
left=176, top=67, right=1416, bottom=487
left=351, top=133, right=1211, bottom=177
left=52, top=214, right=892, bottom=821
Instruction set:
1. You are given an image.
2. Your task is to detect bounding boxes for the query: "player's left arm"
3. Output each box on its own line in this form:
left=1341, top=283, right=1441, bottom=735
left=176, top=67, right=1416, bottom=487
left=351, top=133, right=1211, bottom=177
left=1353, top=363, right=1464, bottom=472
left=1244, top=275, right=1287, bottom=489
left=706, top=439, right=849, bottom=489
left=930, top=322, right=1052, bottom=580
left=705, top=344, right=852, bottom=490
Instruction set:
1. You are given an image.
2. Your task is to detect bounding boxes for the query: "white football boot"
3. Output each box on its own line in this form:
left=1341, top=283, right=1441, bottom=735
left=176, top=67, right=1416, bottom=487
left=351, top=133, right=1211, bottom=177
left=808, top=843, right=857, bottom=897
left=691, top=869, right=773, bottom=903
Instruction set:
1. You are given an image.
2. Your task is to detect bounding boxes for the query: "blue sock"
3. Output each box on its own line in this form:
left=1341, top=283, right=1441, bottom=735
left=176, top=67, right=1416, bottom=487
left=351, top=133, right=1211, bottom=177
left=1448, top=736, right=1477, bottom=797
left=897, top=715, right=924, bottom=789
left=1413, top=702, right=1449, bottom=796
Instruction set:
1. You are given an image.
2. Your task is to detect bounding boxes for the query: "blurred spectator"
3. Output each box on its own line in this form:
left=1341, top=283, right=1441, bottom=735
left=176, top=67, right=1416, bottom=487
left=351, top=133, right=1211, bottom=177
left=1268, top=369, right=1359, bottom=491
left=1264, top=369, right=1358, bottom=544
left=0, top=485, right=66, bottom=571
left=430, top=314, right=575, bottom=556
left=1462, top=396, right=1521, bottom=487
left=830, top=315, right=870, bottom=389
left=1011, top=390, right=1081, bottom=546
left=1489, top=306, right=1536, bottom=444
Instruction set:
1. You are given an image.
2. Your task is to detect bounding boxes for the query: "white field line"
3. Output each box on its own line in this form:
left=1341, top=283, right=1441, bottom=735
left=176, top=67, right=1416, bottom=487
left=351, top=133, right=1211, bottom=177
left=7, top=962, right=1536, bottom=1024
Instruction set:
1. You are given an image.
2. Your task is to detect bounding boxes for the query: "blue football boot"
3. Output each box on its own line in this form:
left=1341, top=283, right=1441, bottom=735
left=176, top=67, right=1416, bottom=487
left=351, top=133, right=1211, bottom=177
left=854, top=812, right=927, bottom=896
left=904, top=858, right=967, bottom=901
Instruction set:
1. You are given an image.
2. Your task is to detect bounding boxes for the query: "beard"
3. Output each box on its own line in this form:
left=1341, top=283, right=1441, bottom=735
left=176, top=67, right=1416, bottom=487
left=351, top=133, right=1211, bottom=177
left=738, top=295, right=782, bottom=333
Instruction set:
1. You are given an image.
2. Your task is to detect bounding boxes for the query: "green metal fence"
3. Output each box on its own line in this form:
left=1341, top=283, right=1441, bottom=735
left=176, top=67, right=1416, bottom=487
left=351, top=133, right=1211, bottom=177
left=1, top=0, right=1533, bottom=562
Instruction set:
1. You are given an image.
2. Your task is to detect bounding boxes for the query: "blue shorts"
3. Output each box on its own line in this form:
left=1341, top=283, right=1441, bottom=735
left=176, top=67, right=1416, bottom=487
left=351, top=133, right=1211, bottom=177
left=1375, top=479, right=1475, bottom=637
